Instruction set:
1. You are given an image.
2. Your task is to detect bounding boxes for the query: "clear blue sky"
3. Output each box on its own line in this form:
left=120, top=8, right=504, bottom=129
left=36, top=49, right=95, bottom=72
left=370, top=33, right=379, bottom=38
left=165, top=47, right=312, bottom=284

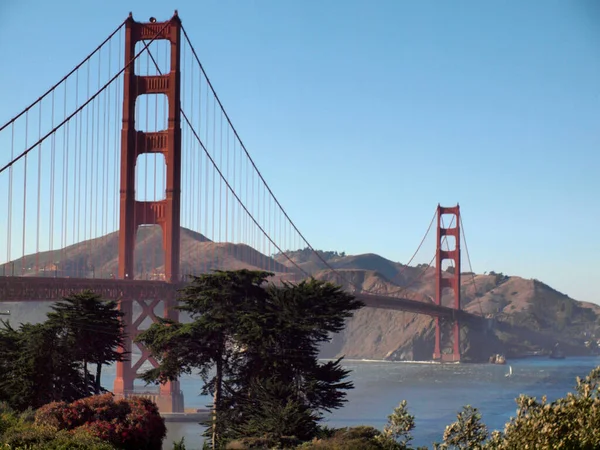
left=0, top=1, right=598, bottom=303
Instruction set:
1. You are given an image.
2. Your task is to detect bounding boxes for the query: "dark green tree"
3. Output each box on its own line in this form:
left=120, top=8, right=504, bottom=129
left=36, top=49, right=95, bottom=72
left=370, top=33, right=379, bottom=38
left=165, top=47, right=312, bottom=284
left=137, top=271, right=364, bottom=448
left=46, top=290, right=126, bottom=394
left=0, top=320, right=90, bottom=411
left=232, top=279, right=363, bottom=441
left=137, top=269, right=272, bottom=449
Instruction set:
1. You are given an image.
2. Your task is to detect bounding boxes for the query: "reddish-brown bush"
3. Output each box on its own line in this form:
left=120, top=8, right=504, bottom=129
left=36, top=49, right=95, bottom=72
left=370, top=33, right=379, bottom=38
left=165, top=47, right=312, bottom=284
left=34, top=393, right=166, bottom=450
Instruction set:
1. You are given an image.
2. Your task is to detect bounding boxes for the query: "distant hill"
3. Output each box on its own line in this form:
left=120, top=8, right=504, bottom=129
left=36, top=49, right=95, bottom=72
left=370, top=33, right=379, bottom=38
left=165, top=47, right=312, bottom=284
left=9, top=226, right=292, bottom=279
left=2, top=232, right=599, bottom=362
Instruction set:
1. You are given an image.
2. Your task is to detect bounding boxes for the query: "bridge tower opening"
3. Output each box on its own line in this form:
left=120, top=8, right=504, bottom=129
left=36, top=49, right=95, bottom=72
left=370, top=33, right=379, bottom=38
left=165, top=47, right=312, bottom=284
left=433, top=204, right=461, bottom=362
left=114, top=12, right=184, bottom=412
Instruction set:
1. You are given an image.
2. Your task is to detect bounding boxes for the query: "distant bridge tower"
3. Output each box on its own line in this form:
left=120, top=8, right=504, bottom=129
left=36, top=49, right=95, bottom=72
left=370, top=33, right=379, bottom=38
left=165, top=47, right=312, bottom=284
left=433, top=204, right=461, bottom=362
left=113, top=12, right=183, bottom=412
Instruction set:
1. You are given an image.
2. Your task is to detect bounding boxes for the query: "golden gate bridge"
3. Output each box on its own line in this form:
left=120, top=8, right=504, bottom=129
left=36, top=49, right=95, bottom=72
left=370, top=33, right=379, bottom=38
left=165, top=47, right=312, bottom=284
left=0, top=12, right=486, bottom=413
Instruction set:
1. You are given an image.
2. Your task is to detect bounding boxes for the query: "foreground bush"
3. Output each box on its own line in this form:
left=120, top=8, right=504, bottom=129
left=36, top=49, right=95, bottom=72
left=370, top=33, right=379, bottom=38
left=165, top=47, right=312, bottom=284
left=34, top=393, right=166, bottom=450
left=1, top=424, right=116, bottom=449
left=299, top=426, right=394, bottom=449
left=0, top=403, right=115, bottom=449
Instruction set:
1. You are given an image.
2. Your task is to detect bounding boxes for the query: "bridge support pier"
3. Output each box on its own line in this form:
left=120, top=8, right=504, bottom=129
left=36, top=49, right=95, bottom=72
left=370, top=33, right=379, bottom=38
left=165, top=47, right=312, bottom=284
left=432, top=205, right=461, bottom=363
left=113, top=296, right=184, bottom=413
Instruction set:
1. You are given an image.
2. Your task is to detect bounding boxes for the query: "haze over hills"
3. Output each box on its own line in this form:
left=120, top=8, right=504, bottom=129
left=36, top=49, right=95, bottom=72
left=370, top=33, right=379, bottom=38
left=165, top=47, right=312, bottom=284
left=2, top=226, right=599, bottom=362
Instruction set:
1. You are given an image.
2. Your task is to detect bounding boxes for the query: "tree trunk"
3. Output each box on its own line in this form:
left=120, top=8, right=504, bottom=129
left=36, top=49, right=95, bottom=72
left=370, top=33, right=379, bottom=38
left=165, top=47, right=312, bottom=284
left=212, top=355, right=223, bottom=450
left=95, top=362, right=102, bottom=394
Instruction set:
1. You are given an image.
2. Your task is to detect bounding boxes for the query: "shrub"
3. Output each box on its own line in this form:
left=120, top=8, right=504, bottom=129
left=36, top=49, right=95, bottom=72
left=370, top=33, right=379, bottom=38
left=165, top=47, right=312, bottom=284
left=1, top=422, right=115, bottom=449
left=435, top=405, right=488, bottom=449
left=34, top=394, right=166, bottom=450
left=0, top=411, right=19, bottom=436
left=299, top=426, right=388, bottom=449
left=377, top=400, right=416, bottom=449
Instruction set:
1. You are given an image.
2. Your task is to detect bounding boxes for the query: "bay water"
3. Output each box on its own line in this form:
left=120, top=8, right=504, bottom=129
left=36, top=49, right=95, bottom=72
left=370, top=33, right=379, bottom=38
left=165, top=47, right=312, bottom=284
left=103, top=356, right=600, bottom=449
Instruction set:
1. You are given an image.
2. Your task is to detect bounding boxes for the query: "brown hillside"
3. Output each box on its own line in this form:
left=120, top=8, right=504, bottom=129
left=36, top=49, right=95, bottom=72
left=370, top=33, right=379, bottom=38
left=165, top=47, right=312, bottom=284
left=313, top=269, right=436, bottom=360
left=5, top=239, right=599, bottom=362
left=9, top=226, right=292, bottom=279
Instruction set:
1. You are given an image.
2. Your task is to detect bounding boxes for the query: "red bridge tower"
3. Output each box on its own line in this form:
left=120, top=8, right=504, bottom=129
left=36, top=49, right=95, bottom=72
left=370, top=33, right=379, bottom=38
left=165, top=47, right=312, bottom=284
left=433, top=204, right=461, bottom=362
left=113, top=12, right=183, bottom=412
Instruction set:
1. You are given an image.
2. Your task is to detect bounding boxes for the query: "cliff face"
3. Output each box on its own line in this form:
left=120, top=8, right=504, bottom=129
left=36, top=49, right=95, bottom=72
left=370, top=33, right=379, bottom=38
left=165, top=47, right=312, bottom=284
left=3, top=233, right=599, bottom=362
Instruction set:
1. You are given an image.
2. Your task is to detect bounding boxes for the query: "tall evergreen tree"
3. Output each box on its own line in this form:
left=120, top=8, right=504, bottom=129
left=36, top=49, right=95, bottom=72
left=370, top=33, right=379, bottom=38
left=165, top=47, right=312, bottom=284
left=137, top=270, right=364, bottom=448
left=138, top=269, right=272, bottom=449
left=231, top=278, right=363, bottom=442
left=0, top=320, right=89, bottom=411
left=46, top=290, right=125, bottom=394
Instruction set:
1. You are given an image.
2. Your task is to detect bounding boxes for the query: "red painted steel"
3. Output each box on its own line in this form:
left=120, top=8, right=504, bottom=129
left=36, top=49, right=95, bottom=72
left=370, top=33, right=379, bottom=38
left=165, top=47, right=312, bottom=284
left=433, top=204, right=462, bottom=362
left=115, top=11, right=183, bottom=413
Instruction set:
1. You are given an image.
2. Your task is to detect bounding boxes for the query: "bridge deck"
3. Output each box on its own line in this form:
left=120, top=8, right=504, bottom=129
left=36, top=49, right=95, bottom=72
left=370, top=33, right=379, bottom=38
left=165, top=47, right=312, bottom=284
left=0, top=276, right=482, bottom=321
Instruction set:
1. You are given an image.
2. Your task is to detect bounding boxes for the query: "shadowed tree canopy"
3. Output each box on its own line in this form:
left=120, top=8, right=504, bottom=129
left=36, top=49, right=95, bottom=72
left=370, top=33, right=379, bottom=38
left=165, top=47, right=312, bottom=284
left=46, top=290, right=125, bottom=394
left=137, top=269, right=364, bottom=448
left=0, top=320, right=90, bottom=411
left=0, top=291, right=126, bottom=411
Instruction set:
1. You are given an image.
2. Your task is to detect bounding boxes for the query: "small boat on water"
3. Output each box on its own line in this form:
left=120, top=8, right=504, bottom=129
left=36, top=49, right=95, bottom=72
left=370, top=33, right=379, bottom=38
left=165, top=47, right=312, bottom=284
left=505, top=365, right=513, bottom=378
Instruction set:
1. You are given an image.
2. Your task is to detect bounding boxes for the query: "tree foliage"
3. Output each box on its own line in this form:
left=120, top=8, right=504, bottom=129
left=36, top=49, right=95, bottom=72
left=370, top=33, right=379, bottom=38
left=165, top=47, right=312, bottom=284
left=0, top=291, right=125, bottom=411
left=0, top=320, right=90, bottom=411
left=436, top=406, right=488, bottom=449
left=377, top=400, right=417, bottom=449
left=137, top=270, right=364, bottom=449
left=46, top=290, right=125, bottom=394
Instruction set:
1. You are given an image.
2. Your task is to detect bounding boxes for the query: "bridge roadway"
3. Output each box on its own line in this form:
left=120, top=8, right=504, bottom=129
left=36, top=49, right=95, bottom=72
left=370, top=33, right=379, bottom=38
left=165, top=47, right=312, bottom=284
left=0, top=276, right=483, bottom=323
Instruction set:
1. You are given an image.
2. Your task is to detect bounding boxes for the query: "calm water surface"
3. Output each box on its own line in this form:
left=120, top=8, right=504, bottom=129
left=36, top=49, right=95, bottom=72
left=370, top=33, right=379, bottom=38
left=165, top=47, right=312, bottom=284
left=104, top=356, right=600, bottom=449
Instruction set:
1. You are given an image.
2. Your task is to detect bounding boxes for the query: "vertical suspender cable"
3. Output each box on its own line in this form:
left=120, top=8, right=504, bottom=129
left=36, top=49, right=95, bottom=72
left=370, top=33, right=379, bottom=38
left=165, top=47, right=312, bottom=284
left=21, top=111, right=29, bottom=275
left=75, top=69, right=81, bottom=273
left=199, top=74, right=204, bottom=272
left=204, top=83, right=209, bottom=273
left=36, top=102, right=42, bottom=274
left=187, top=40, right=194, bottom=273
left=94, top=48, right=102, bottom=276
left=114, top=30, right=122, bottom=276
left=219, top=110, right=224, bottom=269
left=50, top=90, right=56, bottom=271
left=62, top=82, right=69, bottom=273
left=103, top=39, right=111, bottom=276
left=84, top=61, right=91, bottom=276
left=219, top=109, right=223, bottom=245
left=211, top=94, right=216, bottom=266
left=250, top=162, right=255, bottom=267
left=460, top=215, right=483, bottom=317
left=7, top=123, right=14, bottom=272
